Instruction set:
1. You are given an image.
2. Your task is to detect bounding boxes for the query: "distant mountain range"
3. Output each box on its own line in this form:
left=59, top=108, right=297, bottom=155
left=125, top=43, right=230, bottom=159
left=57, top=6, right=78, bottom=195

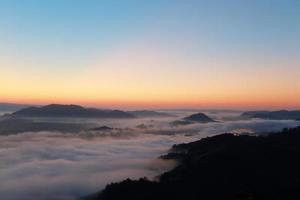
left=9, top=104, right=135, bottom=118
left=241, top=110, right=300, bottom=120
left=4, top=104, right=174, bottom=119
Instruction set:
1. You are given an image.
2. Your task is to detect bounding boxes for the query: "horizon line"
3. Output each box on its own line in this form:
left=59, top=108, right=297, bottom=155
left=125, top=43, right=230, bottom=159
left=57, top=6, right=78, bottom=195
left=1, top=101, right=300, bottom=111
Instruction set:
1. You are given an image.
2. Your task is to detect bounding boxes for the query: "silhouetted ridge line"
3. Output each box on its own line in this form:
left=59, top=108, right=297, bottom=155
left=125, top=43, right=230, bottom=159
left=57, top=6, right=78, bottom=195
left=10, top=104, right=135, bottom=118
left=183, top=112, right=215, bottom=122
left=171, top=112, right=215, bottom=126
left=82, top=127, right=300, bottom=200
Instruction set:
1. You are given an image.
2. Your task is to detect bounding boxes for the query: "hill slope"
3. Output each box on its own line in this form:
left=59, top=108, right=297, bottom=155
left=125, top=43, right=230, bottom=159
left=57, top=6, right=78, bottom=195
left=10, top=104, right=135, bottom=118
left=84, top=127, right=300, bottom=200
left=183, top=112, right=215, bottom=122
left=171, top=112, right=215, bottom=126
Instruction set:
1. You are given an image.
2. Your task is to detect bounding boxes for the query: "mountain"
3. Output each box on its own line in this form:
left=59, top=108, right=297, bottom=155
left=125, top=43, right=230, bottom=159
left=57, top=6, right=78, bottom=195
left=183, top=112, right=215, bottom=122
left=241, top=110, right=300, bottom=120
left=9, top=104, right=135, bottom=118
left=82, top=127, right=300, bottom=200
left=171, top=112, right=215, bottom=126
left=128, top=110, right=174, bottom=118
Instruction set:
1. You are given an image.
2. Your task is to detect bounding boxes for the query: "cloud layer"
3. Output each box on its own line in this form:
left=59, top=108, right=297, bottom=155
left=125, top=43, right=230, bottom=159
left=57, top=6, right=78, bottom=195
left=0, top=112, right=300, bottom=200
left=0, top=132, right=188, bottom=200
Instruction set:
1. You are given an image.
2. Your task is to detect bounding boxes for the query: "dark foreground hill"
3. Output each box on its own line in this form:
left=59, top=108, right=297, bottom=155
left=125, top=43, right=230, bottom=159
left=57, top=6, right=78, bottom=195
left=241, top=110, right=300, bottom=120
left=83, top=127, right=300, bottom=200
left=9, top=104, right=135, bottom=118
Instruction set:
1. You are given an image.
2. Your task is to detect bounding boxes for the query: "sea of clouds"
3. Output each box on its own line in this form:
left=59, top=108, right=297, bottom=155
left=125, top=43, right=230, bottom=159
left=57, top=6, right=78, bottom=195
left=0, top=111, right=300, bottom=200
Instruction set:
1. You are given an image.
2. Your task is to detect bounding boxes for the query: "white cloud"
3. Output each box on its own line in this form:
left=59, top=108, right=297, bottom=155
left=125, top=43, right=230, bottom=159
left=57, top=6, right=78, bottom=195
left=0, top=113, right=299, bottom=200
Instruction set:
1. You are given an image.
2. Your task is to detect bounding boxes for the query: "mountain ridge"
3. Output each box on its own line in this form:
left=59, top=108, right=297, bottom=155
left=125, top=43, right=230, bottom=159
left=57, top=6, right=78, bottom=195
left=82, top=126, right=300, bottom=200
left=9, top=104, right=135, bottom=118
left=171, top=112, right=215, bottom=126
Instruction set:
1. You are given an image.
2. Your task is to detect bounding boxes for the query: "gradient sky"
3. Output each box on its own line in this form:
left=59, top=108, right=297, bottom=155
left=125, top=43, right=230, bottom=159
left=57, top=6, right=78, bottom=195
left=1, top=0, right=300, bottom=109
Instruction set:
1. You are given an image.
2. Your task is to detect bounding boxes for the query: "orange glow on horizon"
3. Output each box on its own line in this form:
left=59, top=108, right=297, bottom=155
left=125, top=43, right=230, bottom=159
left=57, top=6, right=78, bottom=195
left=2, top=95, right=300, bottom=110
left=1, top=41, right=300, bottom=110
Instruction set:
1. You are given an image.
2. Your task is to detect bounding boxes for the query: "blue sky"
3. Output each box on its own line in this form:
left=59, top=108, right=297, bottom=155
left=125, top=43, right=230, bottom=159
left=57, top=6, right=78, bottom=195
left=1, top=0, right=300, bottom=109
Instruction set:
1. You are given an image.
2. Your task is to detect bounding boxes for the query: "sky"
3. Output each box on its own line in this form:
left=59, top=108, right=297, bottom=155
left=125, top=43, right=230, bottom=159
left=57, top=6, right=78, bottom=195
left=0, top=0, right=300, bottom=109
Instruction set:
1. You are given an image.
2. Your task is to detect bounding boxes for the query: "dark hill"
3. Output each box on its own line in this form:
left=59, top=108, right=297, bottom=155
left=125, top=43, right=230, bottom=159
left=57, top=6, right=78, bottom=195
left=171, top=112, right=215, bottom=126
left=241, top=110, right=300, bottom=120
left=183, top=112, right=215, bottom=122
left=10, top=104, right=135, bottom=118
left=83, top=127, right=300, bottom=200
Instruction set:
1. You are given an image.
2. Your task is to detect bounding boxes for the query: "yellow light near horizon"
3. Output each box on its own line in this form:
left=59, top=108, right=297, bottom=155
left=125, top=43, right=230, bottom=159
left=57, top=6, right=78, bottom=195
left=1, top=46, right=300, bottom=109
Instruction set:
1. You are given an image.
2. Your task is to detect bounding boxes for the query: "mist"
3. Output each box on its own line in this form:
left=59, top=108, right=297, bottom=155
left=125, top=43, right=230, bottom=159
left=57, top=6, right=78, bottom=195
left=0, top=110, right=300, bottom=200
left=0, top=132, right=187, bottom=200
